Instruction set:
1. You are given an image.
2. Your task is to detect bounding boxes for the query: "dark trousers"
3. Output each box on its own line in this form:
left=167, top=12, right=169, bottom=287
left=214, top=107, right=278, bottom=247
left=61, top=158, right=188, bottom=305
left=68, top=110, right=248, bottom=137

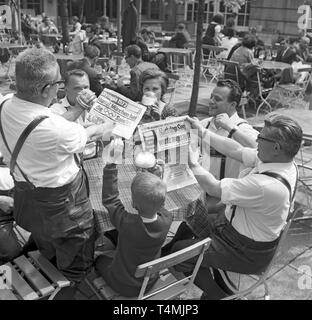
left=13, top=170, right=95, bottom=284
left=171, top=213, right=278, bottom=299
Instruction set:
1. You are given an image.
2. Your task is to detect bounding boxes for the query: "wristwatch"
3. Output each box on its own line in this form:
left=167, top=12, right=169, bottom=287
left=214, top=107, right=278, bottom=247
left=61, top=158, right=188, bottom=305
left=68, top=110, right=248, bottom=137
left=228, top=125, right=238, bottom=138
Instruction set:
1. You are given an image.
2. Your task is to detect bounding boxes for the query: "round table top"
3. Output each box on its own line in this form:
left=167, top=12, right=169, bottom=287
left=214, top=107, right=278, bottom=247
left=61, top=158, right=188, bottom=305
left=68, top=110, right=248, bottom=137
left=260, top=60, right=291, bottom=70
left=54, top=53, right=84, bottom=60
left=159, top=47, right=193, bottom=54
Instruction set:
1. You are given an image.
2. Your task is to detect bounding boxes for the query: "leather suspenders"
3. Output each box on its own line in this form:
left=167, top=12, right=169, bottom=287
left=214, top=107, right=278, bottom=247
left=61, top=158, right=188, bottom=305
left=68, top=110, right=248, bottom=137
left=206, top=119, right=247, bottom=179
left=229, top=166, right=299, bottom=225
left=0, top=99, right=48, bottom=188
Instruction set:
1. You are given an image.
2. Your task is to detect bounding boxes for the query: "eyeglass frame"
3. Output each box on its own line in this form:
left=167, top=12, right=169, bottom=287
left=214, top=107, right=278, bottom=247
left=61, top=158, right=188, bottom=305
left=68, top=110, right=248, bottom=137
left=41, top=80, right=65, bottom=93
left=257, top=134, right=280, bottom=145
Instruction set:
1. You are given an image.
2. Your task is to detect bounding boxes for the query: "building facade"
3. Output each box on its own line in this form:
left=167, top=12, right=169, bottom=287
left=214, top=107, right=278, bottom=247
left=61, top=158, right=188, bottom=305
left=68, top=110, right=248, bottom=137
left=0, top=0, right=309, bottom=39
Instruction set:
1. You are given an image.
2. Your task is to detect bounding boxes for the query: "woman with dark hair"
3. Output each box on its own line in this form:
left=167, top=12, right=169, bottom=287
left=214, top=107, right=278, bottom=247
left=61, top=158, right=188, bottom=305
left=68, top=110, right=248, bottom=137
left=218, top=28, right=239, bottom=59
left=230, top=35, right=256, bottom=65
left=203, top=13, right=224, bottom=46
left=139, top=68, right=177, bottom=123
left=202, top=13, right=224, bottom=57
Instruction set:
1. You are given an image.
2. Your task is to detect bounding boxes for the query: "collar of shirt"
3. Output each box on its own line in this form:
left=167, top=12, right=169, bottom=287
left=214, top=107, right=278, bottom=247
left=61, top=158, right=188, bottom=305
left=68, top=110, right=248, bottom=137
left=256, top=160, right=294, bottom=174
left=13, top=95, right=52, bottom=116
left=209, top=112, right=240, bottom=131
left=141, top=214, right=158, bottom=223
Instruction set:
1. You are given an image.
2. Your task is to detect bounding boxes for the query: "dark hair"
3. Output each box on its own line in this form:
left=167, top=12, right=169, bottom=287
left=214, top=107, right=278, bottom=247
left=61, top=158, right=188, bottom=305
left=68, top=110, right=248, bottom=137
left=139, top=69, right=169, bottom=99
left=223, top=27, right=235, bottom=39
left=242, top=35, right=256, bottom=49
left=84, top=45, right=100, bottom=59
left=216, top=79, right=242, bottom=108
left=64, top=69, right=89, bottom=85
left=289, top=37, right=299, bottom=45
left=264, top=115, right=303, bottom=158
left=125, top=44, right=142, bottom=59
left=212, top=13, right=224, bottom=25
left=141, top=28, right=148, bottom=35
left=177, top=23, right=185, bottom=30
left=72, top=16, right=79, bottom=22
left=86, top=24, right=98, bottom=34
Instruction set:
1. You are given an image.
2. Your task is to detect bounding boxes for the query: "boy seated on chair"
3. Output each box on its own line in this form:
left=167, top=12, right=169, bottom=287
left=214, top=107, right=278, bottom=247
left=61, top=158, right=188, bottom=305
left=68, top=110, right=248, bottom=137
left=95, top=139, right=173, bottom=297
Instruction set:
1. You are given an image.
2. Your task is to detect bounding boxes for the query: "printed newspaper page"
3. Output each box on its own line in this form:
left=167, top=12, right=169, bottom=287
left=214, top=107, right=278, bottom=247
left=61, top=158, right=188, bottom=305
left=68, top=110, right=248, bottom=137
left=137, top=116, right=197, bottom=191
left=87, top=88, right=146, bottom=139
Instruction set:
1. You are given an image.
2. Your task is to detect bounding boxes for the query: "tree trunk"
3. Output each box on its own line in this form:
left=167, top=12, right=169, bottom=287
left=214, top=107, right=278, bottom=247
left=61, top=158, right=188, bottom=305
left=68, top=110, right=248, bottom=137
left=189, top=0, right=205, bottom=117
left=59, top=0, right=70, bottom=53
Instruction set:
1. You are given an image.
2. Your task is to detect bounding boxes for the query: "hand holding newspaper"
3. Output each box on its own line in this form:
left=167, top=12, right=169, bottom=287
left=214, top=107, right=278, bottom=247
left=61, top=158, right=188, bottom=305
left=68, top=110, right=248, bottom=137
left=87, top=88, right=146, bottom=139
left=137, top=116, right=197, bottom=191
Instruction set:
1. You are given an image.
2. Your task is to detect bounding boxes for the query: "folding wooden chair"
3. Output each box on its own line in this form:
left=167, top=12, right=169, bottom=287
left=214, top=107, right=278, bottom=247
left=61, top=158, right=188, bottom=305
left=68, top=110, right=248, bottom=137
left=0, top=251, right=70, bottom=300
left=217, top=214, right=295, bottom=300
left=85, top=237, right=211, bottom=300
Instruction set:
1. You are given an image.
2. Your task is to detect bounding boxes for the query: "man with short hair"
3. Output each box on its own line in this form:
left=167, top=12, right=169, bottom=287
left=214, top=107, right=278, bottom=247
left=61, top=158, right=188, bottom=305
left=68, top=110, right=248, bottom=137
left=162, top=79, right=258, bottom=253
left=172, top=114, right=302, bottom=299
left=67, top=45, right=103, bottom=96
left=50, top=69, right=90, bottom=125
left=0, top=47, right=113, bottom=299
left=116, top=44, right=159, bottom=101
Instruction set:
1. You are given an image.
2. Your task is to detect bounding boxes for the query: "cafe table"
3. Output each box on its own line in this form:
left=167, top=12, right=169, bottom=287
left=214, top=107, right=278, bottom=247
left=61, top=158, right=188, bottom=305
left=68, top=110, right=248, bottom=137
left=158, top=47, right=194, bottom=71
left=258, top=60, right=291, bottom=71
left=84, top=156, right=202, bottom=232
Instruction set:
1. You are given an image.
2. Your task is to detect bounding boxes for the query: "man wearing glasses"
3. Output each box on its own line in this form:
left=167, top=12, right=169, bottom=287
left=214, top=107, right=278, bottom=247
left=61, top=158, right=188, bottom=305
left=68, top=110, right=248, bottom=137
left=171, top=114, right=302, bottom=299
left=0, top=47, right=114, bottom=299
left=162, top=79, right=258, bottom=253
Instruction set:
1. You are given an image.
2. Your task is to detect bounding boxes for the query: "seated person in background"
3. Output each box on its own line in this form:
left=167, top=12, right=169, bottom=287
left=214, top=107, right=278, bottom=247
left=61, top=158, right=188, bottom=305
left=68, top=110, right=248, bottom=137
left=218, top=28, right=239, bottom=60
left=139, top=69, right=177, bottom=122
left=67, top=45, right=103, bottom=97
left=86, top=25, right=103, bottom=55
left=96, top=139, right=172, bottom=297
left=141, top=28, right=156, bottom=44
left=116, top=44, right=159, bottom=102
left=276, top=37, right=300, bottom=65
left=296, top=36, right=312, bottom=62
left=97, top=15, right=115, bottom=38
left=169, top=23, right=191, bottom=49
left=131, top=32, right=168, bottom=72
left=38, top=17, right=58, bottom=35
left=230, top=35, right=257, bottom=94
left=70, top=16, right=82, bottom=36
left=0, top=163, right=23, bottom=264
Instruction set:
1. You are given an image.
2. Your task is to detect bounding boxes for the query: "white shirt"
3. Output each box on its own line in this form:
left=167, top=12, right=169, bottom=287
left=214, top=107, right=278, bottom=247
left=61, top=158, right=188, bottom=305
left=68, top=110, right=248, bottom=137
left=0, top=96, right=87, bottom=188
left=0, top=167, right=14, bottom=190
left=221, top=148, right=297, bottom=241
left=201, top=113, right=258, bottom=179
left=50, top=97, right=86, bottom=126
left=218, top=36, right=239, bottom=59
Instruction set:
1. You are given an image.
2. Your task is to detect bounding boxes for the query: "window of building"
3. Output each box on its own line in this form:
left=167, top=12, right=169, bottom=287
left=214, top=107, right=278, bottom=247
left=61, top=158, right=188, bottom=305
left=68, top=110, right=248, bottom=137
left=185, top=0, right=250, bottom=28
left=150, top=0, right=160, bottom=20
left=22, top=0, right=43, bottom=16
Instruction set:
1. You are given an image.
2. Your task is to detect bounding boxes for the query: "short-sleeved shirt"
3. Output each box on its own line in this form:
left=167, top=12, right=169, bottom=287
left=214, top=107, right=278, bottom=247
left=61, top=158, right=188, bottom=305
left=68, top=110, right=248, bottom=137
left=221, top=148, right=297, bottom=241
left=50, top=97, right=86, bottom=126
left=0, top=96, right=87, bottom=188
left=200, top=113, right=258, bottom=179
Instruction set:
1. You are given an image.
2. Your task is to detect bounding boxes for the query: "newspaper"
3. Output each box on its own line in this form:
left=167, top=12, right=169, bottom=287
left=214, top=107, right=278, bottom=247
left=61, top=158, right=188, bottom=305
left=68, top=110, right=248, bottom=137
left=137, top=116, right=190, bottom=154
left=164, top=164, right=197, bottom=192
left=87, top=88, right=146, bottom=140
left=138, top=116, right=197, bottom=191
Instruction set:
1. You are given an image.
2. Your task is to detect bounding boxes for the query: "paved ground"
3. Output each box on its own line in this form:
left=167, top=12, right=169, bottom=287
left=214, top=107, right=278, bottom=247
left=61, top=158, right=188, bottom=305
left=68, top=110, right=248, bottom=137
left=1, top=62, right=312, bottom=300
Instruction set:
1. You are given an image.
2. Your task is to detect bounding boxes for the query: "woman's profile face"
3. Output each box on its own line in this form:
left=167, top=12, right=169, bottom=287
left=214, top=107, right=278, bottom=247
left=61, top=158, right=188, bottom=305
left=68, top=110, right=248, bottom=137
left=142, top=78, right=162, bottom=101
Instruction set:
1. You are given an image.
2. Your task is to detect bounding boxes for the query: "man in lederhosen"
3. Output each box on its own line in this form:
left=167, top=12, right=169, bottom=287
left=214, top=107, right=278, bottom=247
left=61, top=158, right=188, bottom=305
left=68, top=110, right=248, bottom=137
left=0, top=47, right=114, bottom=299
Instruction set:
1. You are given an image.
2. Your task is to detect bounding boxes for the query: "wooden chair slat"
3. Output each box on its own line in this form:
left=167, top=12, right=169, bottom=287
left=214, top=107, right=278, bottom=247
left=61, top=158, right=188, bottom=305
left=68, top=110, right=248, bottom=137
left=28, top=251, right=70, bottom=289
left=0, top=289, right=18, bottom=300
left=14, top=255, right=55, bottom=296
left=2, top=263, right=39, bottom=300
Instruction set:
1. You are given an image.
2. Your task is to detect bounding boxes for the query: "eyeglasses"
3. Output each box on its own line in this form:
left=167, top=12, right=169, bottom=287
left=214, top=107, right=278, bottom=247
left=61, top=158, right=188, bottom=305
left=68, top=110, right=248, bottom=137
left=257, top=134, right=279, bottom=144
left=41, top=80, right=65, bottom=93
